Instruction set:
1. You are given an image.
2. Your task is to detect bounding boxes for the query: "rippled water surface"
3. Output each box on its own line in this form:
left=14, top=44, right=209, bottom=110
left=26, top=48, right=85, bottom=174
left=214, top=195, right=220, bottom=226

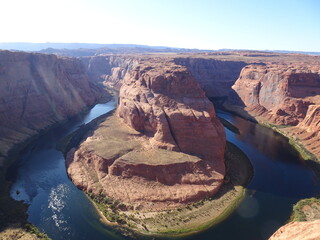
left=9, top=103, right=320, bottom=240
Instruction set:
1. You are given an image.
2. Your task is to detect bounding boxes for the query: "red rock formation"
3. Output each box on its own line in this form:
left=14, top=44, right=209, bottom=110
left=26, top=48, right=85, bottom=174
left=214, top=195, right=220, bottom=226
left=269, top=220, right=320, bottom=240
left=232, top=62, right=320, bottom=125
left=231, top=62, right=320, bottom=158
left=117, top=59, right=226, bottom=172
left=0, top=50, right=107, bottom=165
left=67, top=58, right=226, bottom=210
left=282, top=104, right=320, bottom=157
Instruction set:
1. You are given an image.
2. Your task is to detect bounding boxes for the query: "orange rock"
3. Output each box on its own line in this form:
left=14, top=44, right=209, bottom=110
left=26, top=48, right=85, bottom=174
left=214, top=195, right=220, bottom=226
left=117, top=59, right=226, bottom=173
left=269, top=220, right=320, bottom=240
left=231, top=62, right=320, bottom=158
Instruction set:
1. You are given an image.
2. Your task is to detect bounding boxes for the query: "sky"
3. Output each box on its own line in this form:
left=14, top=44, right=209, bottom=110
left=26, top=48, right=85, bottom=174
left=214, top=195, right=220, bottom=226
left=1, top=0, right=319, bottom=51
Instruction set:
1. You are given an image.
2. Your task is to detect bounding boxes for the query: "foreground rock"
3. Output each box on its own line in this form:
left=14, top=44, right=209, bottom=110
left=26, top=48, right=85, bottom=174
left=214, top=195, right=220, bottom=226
left=0, top=50, right=107, bottom=166
left=67, top=58, right=226, bottom=212
left=269, top=220, right=320, bottom=240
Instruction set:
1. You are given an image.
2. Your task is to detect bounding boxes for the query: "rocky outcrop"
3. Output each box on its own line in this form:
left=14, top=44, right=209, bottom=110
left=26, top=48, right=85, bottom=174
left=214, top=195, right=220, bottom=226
left=282, top=104, right=320, bottom=157
left=0, top=50, right=107, bottom=166
left=117, top=59, right=226, bottom=167
left=268, top=220, right=320, bottom=240
left=232, top=63, right=320, bottom=125
left=231, top=62, right=320, bottom=158
left=174, top=57, right=246, bottom=98
left=67, top=58, right=226, bottom=210
left=81, top=55, right=137, bottom=90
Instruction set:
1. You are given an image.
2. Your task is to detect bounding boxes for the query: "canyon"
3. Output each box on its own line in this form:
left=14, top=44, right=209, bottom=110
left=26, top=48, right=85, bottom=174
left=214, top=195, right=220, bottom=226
left=82, top=52, right=320, bottom=161
left=0, top=49, right=319, bottom=239
left=74, top=52, right=320, bottom=237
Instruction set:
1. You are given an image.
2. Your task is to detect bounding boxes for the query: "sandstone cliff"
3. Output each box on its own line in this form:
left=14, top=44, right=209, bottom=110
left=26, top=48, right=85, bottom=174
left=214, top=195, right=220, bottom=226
left=67, top=58, right=226, bottom=210
left=174, top=57, right=246, bottom=98
left=231, top=62, right=320, bottom=158
left=0, top=50, right=107, bottom=165
left=268, top=220, right=320, bottom=240
left=232, top=63, right=320, bottom=124
left=81, top=55, right=138, bottom=90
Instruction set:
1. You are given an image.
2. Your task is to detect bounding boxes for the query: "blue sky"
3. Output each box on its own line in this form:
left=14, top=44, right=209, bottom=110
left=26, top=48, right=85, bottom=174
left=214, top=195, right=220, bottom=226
left=1, top=0, right=319, bottom=51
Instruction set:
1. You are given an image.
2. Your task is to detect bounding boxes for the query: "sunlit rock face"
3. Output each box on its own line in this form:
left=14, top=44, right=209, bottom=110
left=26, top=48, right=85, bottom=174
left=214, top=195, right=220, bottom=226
left=117, top=59, right=226, bottom=172
left=232, top=63, right=320, bottom=125
left=67, top=58, right=226, bottom=210
left=269, top=220, right=320, bottom=240
left=0, top=50, right=106, bottom=165
left=231, top=62, right=320, bottom=158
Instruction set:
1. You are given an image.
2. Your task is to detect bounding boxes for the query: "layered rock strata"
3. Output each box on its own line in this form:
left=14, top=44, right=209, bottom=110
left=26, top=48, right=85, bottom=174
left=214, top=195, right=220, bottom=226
left=67, top=59, right=226, bottom=210
left=0, top=50, right=106, bottom=165
left=231, top=62, right=320, bottom=158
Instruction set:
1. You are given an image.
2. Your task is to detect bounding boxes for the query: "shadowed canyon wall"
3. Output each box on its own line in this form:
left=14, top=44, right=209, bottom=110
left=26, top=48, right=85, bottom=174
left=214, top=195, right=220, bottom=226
left=80, top=55, right=138, bottom=90
left=174, top=57, right=247, bottom=98
left=0, top=51, right=107, bottom=165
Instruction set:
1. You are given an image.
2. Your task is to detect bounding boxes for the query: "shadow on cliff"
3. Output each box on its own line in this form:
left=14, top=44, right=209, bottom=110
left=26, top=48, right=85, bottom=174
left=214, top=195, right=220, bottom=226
left=212, top=142, right=253, bottom=200
left=209, top=88, right=259, bottom=123
left=305, top=159, right=320, bottom=185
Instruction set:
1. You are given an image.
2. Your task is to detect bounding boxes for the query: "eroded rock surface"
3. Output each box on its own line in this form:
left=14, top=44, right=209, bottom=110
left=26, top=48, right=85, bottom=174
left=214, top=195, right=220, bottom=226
left=81, top=55, right=138, bottom=90
left=67, top=59, right=226, bottom=210
left=231, top=62, right=320, bottom=158
left=0, top=50, right=106, bottom=165
left=269, top=220, right=320, bottom=240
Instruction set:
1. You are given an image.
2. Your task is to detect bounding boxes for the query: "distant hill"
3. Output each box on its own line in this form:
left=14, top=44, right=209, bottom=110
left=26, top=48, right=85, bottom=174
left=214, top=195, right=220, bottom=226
left=0, top=42, right=319, bottom=56
left=0, top=42, right=212, bottom=57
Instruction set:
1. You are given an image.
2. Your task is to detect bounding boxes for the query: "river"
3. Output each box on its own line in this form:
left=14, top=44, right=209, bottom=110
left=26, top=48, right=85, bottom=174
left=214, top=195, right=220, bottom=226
left=9, top=102, right=320, bottom=240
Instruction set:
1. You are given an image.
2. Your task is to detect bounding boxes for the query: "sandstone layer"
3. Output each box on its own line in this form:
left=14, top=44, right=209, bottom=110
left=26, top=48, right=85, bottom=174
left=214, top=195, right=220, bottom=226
left=231, top=61, right=320, bottom=158
left=0, top=50, right=107, bottom=166
left=268, top=220, right=320, bottom=240
left=67, top=58, right=226, bottom=211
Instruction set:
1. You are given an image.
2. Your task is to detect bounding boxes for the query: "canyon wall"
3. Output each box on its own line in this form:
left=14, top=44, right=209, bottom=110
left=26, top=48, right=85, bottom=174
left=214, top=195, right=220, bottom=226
left=0, top=50, right=107, bottom=165
left=174, top=57, right=246, bottom=98
left=80, top=55, right=138, bottom=90
left=231, top=62, right=320, bottom=158
left=67, top=58, right=226, bottom=210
